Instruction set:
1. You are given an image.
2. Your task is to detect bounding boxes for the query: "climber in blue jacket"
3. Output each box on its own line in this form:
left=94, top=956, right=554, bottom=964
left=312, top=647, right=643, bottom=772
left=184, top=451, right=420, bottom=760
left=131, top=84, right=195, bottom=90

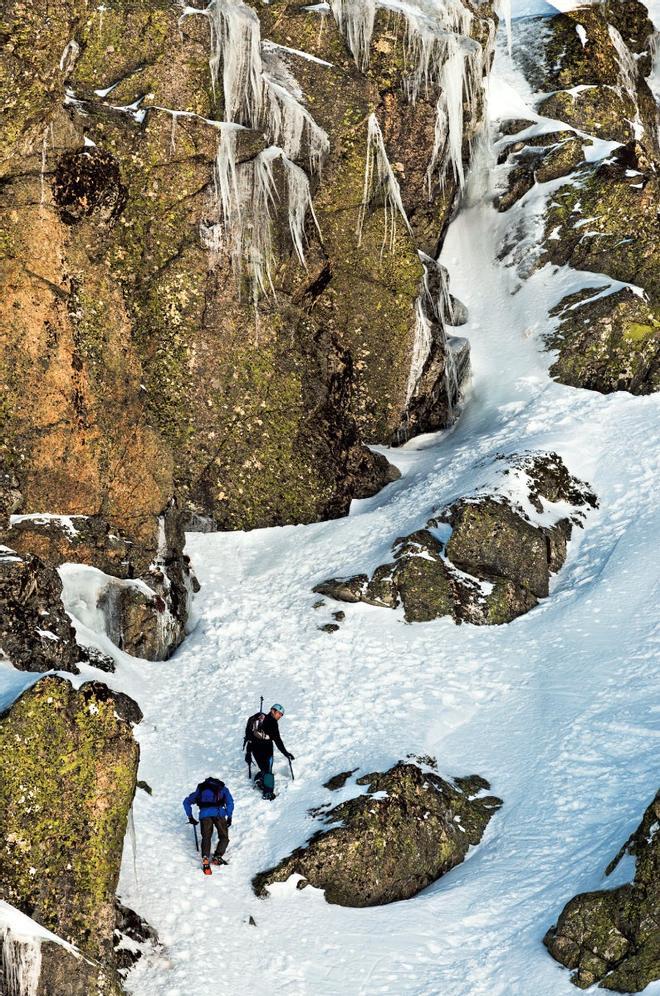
left=183, top=776, right=234, bottom=875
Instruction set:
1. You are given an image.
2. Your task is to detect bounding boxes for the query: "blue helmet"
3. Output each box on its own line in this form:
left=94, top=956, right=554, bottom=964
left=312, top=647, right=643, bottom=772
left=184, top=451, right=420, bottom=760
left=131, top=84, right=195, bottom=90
left=271, top=703, right=284, bottom=714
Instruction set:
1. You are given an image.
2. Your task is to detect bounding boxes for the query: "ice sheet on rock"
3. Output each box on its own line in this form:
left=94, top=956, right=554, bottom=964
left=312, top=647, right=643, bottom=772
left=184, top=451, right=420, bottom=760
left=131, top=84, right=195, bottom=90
left=0, top=901, right=81, bottom=996
left=9, top=513, right=83, bottom=538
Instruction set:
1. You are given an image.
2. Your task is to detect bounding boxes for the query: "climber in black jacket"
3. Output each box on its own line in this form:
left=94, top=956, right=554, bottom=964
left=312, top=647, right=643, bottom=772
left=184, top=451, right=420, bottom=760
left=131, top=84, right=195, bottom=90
left=244, top=703, right=294, bottom=799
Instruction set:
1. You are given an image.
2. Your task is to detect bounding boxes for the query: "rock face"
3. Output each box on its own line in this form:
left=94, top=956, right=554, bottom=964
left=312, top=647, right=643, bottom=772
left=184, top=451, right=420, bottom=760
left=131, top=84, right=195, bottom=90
left=0, top=0, right=498, bottom=557
left=544, top=791, right=660, bottom=992
left=0, top=677, right=140, bottom=991
left=0, top=547, right=83, bottom=673
left=314, top=453, right=597, bottom=624
left=497, top=2, right=660, bottom=395
left=253, top=762, right=502, bottom=907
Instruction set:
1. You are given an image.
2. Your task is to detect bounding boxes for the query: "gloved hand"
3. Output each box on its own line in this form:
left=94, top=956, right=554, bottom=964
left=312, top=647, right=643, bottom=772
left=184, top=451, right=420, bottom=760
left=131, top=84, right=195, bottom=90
left=189, top=817, right=199, bottom=826
left=226, top=817, right=232, bottom=828
left=286, top=752, right=295, bottom=761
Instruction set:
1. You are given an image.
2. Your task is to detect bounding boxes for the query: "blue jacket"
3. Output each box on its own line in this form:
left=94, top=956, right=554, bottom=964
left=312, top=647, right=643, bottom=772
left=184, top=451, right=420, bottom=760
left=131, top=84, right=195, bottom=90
left=183, top=779, right=234, bottom=821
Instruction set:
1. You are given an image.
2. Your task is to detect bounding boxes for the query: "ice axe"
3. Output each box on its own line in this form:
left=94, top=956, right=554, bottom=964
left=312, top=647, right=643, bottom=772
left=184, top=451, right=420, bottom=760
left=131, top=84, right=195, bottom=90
left=192, top=822, right=199, bottom=852
left=288, top=757, right=295, bottom=782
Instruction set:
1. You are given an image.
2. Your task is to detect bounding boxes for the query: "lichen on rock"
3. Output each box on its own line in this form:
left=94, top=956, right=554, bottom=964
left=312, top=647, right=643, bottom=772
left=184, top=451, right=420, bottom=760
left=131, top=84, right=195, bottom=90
left=544, top=790, right=660, bottom=992
left=0, top=676, right=140, bottom=989
left=253, top=762, right=502, bottom=907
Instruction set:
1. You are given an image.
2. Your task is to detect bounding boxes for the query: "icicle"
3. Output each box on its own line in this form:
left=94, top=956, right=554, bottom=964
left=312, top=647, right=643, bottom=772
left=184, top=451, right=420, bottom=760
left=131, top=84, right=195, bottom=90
left=207, top=0, right=264, bottom=124
left=0, top=927, right=42, bottom=996
left=206, top=132, right=318, bottom=299
left=262, top=48, right=330, bottom=172
left=329, top=0, right=376, bottom=72
left=358, top=114, right=412, bottom=252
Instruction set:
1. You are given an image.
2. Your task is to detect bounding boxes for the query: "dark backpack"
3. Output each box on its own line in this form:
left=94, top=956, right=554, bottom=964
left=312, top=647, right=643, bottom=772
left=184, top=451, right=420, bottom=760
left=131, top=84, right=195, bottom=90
left=245, top=712, right=270, bottom=744
left=195, top=777, right=226, bottom=807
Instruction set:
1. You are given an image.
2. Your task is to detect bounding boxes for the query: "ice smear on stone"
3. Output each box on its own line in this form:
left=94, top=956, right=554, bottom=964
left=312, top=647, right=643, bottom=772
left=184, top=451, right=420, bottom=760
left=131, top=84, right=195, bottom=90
left=358, top=114, right=412, bottom=252
left=608, top=24, right=644, bottom=139
left=0, top=926, right=42, bottom=996
left=406, top=254, right=460, bottom=410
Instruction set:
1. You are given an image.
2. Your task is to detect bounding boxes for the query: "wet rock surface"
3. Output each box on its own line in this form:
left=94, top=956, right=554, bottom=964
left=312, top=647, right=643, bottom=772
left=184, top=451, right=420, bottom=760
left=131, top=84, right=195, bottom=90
left=314, top=453, right=596, bottom=625
left=0, top=676, right=139, bottom=990
left=545, top=790, right=660, bottom=992
left=253, top=762, right=502, bottom=907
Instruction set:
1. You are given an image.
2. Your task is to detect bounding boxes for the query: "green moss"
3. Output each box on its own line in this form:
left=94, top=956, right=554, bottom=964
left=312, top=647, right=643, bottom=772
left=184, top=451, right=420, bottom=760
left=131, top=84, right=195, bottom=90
left=623, top=321, right=656, bottom=342
left=0, top=677, right=138, bottom=960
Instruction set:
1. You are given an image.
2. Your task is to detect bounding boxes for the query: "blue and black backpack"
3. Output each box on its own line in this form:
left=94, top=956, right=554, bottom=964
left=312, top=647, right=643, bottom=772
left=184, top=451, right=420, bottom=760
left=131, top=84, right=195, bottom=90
left=195, top=777, right=226, bottom=807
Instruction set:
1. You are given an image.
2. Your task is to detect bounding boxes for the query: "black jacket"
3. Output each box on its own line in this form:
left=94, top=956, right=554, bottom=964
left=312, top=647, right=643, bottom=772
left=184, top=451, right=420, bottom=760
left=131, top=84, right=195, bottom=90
left=245, top=712, right=289, bottom=757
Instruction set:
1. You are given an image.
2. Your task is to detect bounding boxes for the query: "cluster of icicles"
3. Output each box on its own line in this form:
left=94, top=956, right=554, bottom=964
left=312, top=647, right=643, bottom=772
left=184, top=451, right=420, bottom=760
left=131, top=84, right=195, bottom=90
left=191, top=0, right=502, bottom=305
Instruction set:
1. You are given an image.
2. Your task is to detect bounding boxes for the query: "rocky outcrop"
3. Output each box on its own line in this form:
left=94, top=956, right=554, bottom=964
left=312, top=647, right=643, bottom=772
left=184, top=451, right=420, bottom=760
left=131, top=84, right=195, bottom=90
left=545, top=790, right=660, bottom=992
left=253, top=762, right=502, bottom=907
left=0, top=547, right=83, bottom=673
left=497, top=2, right=660, bottom=396
left=0, top=676, right=140, bottom=991
left=314, top=453, right=597, bottom=624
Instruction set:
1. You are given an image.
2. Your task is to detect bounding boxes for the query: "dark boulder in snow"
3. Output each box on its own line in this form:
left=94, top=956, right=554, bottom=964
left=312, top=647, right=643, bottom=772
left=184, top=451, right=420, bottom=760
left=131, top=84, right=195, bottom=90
left=545, top=287, right=660, bottom=397
left=0, top=547, right=83, bottom=673
left=314, top=453, right=596, bottom=625
left=253, top=763, right=501, bottom=907
left=545, top=790, right=660, bottom=992
left=0, top=676, right=139, bottom=988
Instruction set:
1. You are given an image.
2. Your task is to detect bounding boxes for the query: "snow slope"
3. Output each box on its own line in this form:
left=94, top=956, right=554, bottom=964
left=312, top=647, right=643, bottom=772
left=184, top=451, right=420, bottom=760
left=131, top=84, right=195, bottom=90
left=2, top=2, right=658, bottom=994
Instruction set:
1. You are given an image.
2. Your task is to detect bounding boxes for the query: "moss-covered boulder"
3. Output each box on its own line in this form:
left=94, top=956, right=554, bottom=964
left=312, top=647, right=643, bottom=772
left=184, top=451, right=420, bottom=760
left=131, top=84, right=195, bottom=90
left=253, top=763, right=502, bottom=907
left=314, top=452, right=596, bottom=624
left=544, top=790, right=660, bottom=992
left=539, top=138, right=660, bottom=393
left=0, top=676, right=139, bottom=985
left=546, top=287, right=660, bottom=395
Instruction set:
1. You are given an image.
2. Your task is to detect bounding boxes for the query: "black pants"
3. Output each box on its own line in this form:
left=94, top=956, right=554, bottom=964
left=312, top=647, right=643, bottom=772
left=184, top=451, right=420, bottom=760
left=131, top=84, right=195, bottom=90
left=251, top=742, right=273, bottom=779
left=200, top=817, right=229, bottom=860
